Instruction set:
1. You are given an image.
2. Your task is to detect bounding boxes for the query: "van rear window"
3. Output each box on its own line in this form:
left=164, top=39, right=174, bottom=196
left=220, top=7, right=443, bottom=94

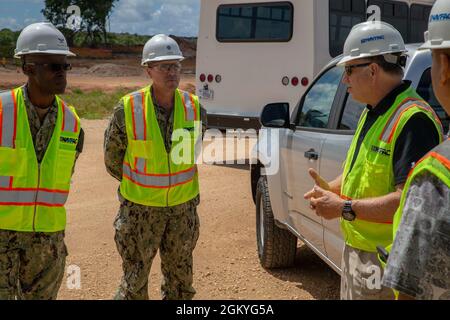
left=216, top=2, right=293, bottom=42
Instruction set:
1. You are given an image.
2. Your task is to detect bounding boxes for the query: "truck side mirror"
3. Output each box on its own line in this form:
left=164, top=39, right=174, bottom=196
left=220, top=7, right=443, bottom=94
left=260, top=103, right=290, bottom=128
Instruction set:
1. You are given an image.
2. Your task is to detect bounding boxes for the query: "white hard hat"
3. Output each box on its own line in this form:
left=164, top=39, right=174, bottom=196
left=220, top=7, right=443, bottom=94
left=14, top=22, right=75, bottom=58
left=419, top=0, right=450, bottom=50
left=338, top=21, right=407, bottom=66
left=141, top=34, right=184, bottom=66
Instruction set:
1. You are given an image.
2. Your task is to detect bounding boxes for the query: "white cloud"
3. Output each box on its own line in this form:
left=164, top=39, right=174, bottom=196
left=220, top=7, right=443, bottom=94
left=109, top=0, right=200, bottom=36
left=0, top=17, right=19, bottom=30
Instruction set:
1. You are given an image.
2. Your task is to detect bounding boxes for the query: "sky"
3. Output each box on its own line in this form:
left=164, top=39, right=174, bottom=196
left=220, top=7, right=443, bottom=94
left=0, top=0, right=201, bottom=36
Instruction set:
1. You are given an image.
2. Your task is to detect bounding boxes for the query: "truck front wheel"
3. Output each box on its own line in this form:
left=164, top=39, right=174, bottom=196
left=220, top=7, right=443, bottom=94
left=256, top=176, right=297, bottom=269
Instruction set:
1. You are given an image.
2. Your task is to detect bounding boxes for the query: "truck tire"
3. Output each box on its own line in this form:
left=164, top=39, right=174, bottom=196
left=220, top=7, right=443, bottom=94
left=256, top=176, right=297, bottom=269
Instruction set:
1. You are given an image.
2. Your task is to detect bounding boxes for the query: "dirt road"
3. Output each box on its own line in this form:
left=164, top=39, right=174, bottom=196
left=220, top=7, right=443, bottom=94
left=57, top=120, right=340, bottom=300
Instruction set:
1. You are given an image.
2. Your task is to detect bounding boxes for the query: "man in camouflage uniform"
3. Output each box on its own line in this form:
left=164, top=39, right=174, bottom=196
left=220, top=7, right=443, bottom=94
left=0, top=23, right=83, bottom=300
left=104, top=34, right=206, bottom=300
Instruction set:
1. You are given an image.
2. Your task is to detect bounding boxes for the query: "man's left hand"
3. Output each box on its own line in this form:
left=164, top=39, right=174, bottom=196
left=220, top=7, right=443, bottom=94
left=310, top=186, right=344, bottom=220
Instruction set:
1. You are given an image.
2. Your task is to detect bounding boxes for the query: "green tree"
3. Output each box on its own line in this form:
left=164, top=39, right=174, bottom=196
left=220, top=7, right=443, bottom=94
left=42, top=0, right=118, bottom=47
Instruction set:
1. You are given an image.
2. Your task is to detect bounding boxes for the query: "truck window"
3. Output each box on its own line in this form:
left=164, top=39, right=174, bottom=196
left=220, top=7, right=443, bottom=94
left=338, top=94, right=366, bottom=131
left=329, top=0, right=366, bottom=58
left=368, top=0, right=408, bottom=41
left=296, top=67, right=343, bottom=129
left=216, top=2, right=293, bottom=42
left=416, top=68, right=450, bottom=133
left=329, top=1, right=433, bottom=58
left=410, top=4, right=432, bottom=43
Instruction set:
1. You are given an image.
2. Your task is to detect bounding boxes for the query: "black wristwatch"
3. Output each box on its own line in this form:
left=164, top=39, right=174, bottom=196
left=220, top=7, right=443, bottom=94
left=342, top=200, right=356, bottom=221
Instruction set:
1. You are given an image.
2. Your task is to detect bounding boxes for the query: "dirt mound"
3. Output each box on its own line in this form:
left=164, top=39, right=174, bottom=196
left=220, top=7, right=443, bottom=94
left=87, top=63, right=144, bottom=77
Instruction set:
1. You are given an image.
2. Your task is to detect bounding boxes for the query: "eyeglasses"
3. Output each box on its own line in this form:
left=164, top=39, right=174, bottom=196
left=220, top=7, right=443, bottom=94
left=149, top=63, right=182, bottom=73
left=25, top=62, right=72, bottom=72
left=344, top=62, right=372, bottom=76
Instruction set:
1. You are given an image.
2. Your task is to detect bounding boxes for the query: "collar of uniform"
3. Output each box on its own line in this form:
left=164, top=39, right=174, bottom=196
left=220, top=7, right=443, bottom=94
left=366, top=80, right=412, bottom=116
left=150, top=86, right=174, bottom=117
left=21, top=84, right=58, bottom=113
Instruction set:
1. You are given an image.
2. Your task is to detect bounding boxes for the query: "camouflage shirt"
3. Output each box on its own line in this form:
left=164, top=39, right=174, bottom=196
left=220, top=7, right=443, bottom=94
left=21, top=85, right=84, bottom=165
left=104, top=88, right=207, bottom=209
left=382, top=171, right=450, bottom=300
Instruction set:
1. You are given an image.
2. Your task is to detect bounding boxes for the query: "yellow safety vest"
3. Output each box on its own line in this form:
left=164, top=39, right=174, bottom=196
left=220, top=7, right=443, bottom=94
left=119, top=86, right=201, bottom=207
left=341, top=86, right=443, bottom=252
left=0, top=87, right=81, bottom=232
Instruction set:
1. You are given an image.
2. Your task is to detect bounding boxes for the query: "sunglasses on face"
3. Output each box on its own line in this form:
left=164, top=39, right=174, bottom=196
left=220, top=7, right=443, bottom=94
left=25, top=62, right=72, bottom=72
left=149, top=63, right=182, bottom=73
left=344, top=62, right=372, bottom=76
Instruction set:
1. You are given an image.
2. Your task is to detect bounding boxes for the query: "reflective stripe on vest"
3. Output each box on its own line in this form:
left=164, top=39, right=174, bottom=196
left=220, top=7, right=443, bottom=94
left=380, top=98, right=443, bottom=143
left=0, top=90, right=17, bottom=148
left=61, top=101, right=78, bottom=133
left=123, top=162, right=197, bottom=188
left=181, top=91, right=198, bottom=121
left=130, top=91, right=147, bottom=173
left=0, top=188, right=68, bottom=207
left=0, top=176, right=11, bottom=188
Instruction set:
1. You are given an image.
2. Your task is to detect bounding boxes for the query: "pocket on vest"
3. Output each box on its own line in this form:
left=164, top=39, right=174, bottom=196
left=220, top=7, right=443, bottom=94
left=129, top=140, right=152, bottom=159
left=359, top=159, right=390, bottom=198
left=55, top=149, right=76, bottom=188
left=0, top=147, right=27, bottom=177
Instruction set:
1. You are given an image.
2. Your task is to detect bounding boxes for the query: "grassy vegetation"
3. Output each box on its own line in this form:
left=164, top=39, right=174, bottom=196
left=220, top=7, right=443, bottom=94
left=61, top=87, right=137, bottom=119
left=0, top=28, right=153, bottom=58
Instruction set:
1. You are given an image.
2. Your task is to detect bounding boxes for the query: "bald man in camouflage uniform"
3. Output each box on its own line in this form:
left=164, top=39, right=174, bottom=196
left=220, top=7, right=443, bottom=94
left=104, top=88, right=206, bottom=300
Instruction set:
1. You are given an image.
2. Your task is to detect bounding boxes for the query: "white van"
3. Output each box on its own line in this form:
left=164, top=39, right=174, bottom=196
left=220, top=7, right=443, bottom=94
left=196, top=0, right=436, bottom=129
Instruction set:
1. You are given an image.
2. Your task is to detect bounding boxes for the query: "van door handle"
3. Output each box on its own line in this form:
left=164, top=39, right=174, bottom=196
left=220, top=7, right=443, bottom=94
left=304, top=149, right=319, bottom=160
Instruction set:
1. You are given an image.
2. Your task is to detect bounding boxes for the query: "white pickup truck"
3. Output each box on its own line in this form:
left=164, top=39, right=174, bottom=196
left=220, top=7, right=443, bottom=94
left=250, top=45, right=449, bottom=273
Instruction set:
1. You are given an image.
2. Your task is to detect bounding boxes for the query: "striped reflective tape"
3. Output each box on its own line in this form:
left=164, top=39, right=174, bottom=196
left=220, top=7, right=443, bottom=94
left=0, top=176, right=11, bottom=188
left=181, top=91, right=197, bottom=121
left=135, top=157, right=146, bottom=173
left=123, top=163, right=197, bottom=188
left=130, top=91, right=146, bottom=140
left=0, top=188, right=68, bottom=206
left=61, top=102, right=78, bottom=133
left=0, top=90, right=17, bottom=148
left=380, top=99, right=440, bottom=143
left=130, top=91, right=147, bottom=173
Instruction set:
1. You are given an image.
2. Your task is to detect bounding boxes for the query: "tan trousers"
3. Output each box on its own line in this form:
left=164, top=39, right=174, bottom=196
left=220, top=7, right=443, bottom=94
left=340, top=244, right=395, bottom=300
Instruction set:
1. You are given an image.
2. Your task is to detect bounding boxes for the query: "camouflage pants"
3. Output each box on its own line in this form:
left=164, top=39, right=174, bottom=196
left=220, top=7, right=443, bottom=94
left=114, top=199, right=200, bottom=300
left=0, top=230, right=67, bottom=300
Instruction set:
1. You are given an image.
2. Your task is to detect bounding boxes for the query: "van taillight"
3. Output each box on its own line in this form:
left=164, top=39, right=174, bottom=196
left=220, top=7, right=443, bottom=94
left=207, top=74, right=214, bottom=82
left=215, top=75, right=222, bottom=83
left=282, top=76, right=289, bottom=86
left=200, top=74, right=206, bottom=82
left=291, top=77, right=299, bottom=86
left=301, top=77, right=309, bottom=87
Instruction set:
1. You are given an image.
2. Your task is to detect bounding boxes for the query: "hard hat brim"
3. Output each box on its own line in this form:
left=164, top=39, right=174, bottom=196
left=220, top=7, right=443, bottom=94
left=14, top=49, right=76, bottom=58
left=141, top=55, right=184, bottom=66
left=337, top=50, right=407, bottom=66
left=418, top=40, right=450, bottom=51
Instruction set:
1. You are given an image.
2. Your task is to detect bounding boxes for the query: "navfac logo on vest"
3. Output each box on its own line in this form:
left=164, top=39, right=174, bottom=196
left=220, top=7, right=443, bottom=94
left=371, top=145, right=391, bottom=157
left=60, top=137, right=78, bottom=145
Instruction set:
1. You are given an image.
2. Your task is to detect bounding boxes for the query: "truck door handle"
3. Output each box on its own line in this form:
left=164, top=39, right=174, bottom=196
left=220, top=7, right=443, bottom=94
left=304, top=149, right=319, bottom=160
